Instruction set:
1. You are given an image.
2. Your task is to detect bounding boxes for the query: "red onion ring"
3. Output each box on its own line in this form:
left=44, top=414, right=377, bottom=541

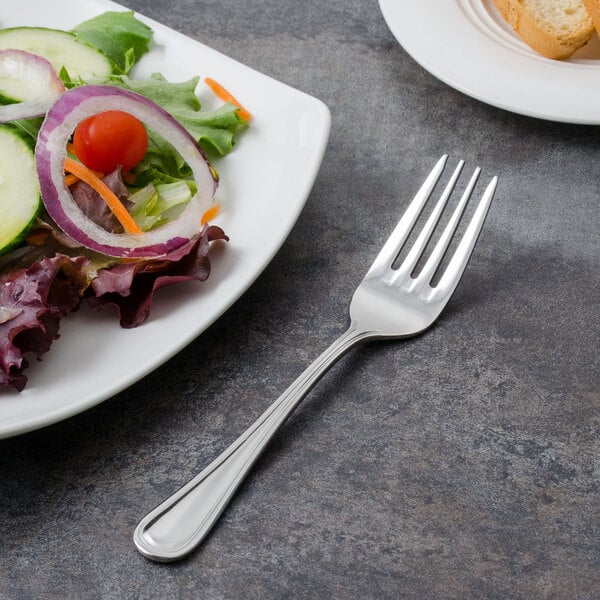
left=0, top=49, right=65, bottom=121
left=35, top=84, right=218, bottom=258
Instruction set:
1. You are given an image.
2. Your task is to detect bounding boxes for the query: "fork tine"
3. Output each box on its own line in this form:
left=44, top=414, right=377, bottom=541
left=426, top=175, right=498, bottom=303
left=390, top=159, right=465, bottom=285
left=408, top=166, right=481, bottom=291
left=366, top=154, right=448, bottom=277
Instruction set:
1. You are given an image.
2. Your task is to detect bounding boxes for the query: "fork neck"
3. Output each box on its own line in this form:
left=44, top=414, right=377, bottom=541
left=332, top=320, right=379, bottom=355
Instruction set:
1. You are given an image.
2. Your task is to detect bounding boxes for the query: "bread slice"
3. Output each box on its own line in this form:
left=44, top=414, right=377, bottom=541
left=583, top=0, right=600, bottom=33
left=493, top=0, right=594, bottom=59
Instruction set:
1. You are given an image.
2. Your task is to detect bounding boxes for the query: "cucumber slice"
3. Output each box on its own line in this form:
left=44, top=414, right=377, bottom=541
left=0, top=27, right=112, bottom=81
left=0, top=125, right=41, bottom=254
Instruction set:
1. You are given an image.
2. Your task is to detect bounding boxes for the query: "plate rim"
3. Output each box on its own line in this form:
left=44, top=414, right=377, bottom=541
left=378, top=0, right=600, bottom=124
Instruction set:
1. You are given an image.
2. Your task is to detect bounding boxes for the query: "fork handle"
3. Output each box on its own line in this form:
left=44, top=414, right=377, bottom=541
left=133, top=323, right=372, bottom=562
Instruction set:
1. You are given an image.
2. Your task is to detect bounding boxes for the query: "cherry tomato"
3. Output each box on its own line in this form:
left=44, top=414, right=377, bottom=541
left=72, top=110, right=148, bottom=173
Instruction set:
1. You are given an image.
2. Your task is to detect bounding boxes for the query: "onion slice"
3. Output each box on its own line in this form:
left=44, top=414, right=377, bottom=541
left=35, top=85, right=218, bottom=258
left=0, top=49, right=65, bottom=122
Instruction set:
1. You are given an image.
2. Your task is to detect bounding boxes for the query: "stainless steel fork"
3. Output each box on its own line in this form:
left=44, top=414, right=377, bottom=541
left=134, top=155, right=498, bottom=562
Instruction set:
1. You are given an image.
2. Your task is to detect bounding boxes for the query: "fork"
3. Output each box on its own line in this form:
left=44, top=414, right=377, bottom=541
left=133, top=155, right=498, bottom=562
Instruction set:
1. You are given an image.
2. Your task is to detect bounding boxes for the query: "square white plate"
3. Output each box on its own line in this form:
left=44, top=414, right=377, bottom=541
left=0, top=0, right=331, bottom=438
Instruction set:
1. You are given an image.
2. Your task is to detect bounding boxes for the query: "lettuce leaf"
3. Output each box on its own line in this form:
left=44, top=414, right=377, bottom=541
left=87, top=225, right=228, bottom=328
left=72, top=11, right=153, bottom=74
left=0, top=254, right=86, bottom=391
left=106, top=73, right=247, bottom=156
left=0, top=225, right=229, bottom=388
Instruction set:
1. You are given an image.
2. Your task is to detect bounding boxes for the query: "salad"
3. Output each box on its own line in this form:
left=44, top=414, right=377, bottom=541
left=0, top=11, right=249, bottom=391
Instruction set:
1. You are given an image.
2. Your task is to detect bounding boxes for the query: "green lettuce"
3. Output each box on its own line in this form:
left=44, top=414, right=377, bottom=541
left=6, top=11, right=248, bottom=233
left=106, top=73, right=247, bottom=156
left=72, top=11, right=152, bottom=74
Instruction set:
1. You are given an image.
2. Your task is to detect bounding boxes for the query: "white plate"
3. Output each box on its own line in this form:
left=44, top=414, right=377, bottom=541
left=0, top=0, right=330, bottom=438
left=379, top=0, right=600, bottom=124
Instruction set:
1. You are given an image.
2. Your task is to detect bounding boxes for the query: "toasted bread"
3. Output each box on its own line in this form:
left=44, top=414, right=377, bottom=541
left=493, top=0, right=594, bottom=59
left=583, top=0, right=600, bottom=33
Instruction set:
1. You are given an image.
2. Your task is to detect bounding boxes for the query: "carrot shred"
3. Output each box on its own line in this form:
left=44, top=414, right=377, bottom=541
left=64, top=173, right=79, bottom=187
left=64, top=170, right=105, bottom=188
left=204, top=77, right=252, bottom=122
left=64, top=157, right=142, bottom=235
left=201, top=203, right=221, bottom=225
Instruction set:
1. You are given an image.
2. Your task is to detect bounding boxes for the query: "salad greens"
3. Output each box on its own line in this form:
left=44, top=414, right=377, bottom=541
left=110, top=74, right=246, bottom=156
left=70, top=12, right=247, bottom=160
left=11, top=13, right=247, bottom=231
left=3, top=10, right=248, bottom=233
left=0, top=10, right=247, bottom=390
left=71, top=11, right=153, bottom=74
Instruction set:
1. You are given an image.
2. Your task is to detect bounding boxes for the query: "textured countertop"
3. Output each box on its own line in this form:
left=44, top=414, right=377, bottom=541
left=2, top=1, right=599, bottom=598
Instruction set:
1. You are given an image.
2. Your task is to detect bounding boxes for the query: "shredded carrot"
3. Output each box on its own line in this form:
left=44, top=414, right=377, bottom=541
left=64, top=170, right=105, bottom=188
left=201, top=203, right=221, bottom=225
left=64, top=154, right=104, bottom=187
left=204, top=77, right=252, bottom=122
left=64, top=173, right=79, bottom=187
left=64, top=157, right=142, bottom=235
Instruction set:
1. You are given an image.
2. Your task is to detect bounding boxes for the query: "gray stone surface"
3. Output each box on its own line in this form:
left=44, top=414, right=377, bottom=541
left=1, top=0, right=599, bottom=598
